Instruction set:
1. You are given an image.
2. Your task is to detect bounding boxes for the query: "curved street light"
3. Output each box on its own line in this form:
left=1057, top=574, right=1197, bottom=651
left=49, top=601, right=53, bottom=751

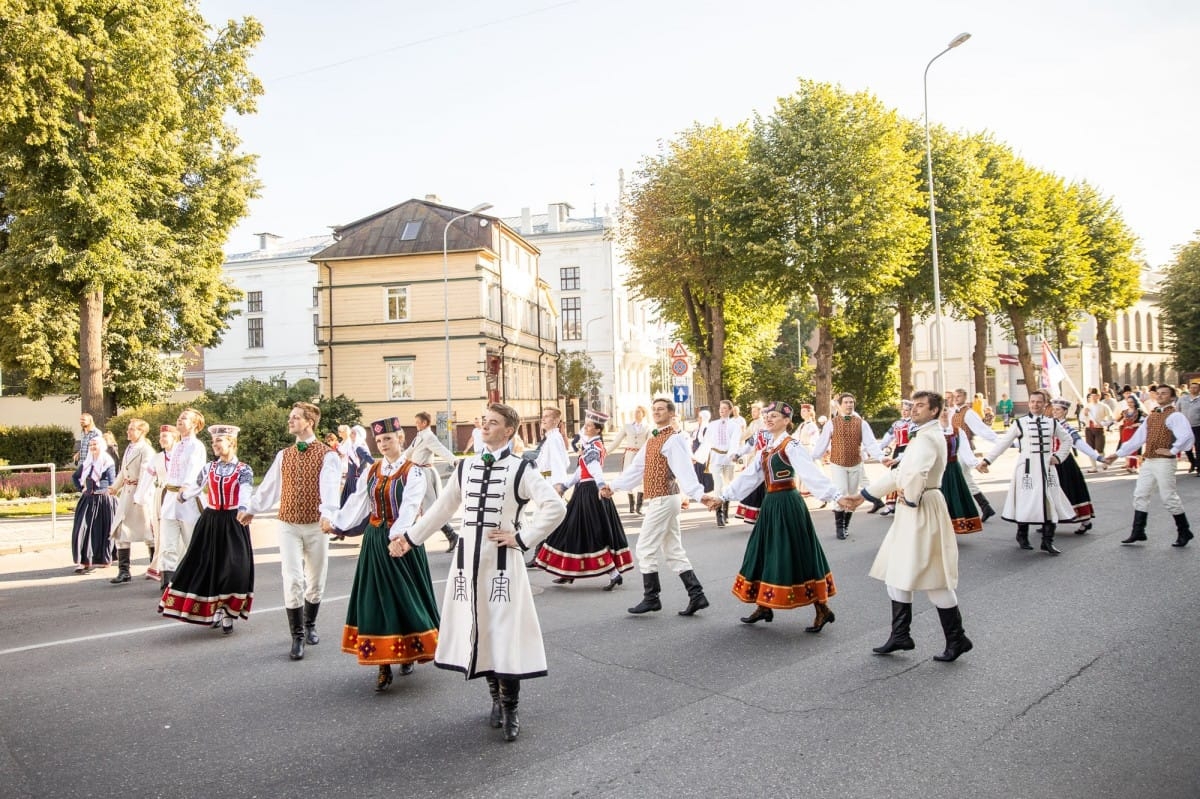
left=924, top=31, right=971, bottom=392
left=443, top=202, right=493, bottom=449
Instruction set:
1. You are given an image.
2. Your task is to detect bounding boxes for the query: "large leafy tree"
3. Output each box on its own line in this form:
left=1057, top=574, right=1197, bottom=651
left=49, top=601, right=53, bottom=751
left=750, top=80, right=926, bottom=417
left=0, top=0, right=262, bottom=425
left=1159, top=233, right=1200, bottom=373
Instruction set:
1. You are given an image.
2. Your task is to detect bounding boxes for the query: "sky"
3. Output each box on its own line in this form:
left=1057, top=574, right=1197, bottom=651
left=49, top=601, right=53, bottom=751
left=201, top=0, right=1199, bottom=268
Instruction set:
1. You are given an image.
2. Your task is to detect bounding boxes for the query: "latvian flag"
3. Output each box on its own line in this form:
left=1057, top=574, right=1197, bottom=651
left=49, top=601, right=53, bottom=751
left=997, top=353, right=1019, bottom=366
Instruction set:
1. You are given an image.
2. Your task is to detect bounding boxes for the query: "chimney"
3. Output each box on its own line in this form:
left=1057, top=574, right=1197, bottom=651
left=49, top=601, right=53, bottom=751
left=255, top=232, right=283, bottom=251
left=425, top=193, right=441, bottom=204
left=546, top=202, right=572, bottom=233
left=521, top=207, right=532, bottom=235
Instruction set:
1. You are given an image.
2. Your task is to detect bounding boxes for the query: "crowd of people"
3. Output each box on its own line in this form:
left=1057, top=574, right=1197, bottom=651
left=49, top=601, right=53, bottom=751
left=60, top=377, right=1197, bottom=744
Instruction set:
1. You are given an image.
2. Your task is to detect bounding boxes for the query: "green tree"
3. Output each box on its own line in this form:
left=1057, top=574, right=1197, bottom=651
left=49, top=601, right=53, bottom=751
left=0, top=1, right=263, bottom=426
left=750, top=80, right=926, bottom=416
left=1159, top=233, right=1200, bottom=373
left=832, top=294, right=899, bottom=416
left=556, top=350, right=602, bottom=405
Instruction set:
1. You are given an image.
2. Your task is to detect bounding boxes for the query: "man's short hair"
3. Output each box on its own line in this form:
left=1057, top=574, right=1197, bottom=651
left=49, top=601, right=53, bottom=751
left=181, top=407, right=206, bottom=432
left=652, top=397, right=676, bottom=415
left=414, top=411, right=432, bottom=425
left=488, top=403, right=521, bottom=432
left=1027, top=390, right=1049, bottom=402
left=1158, top=385, right=1178, bottom=399
left=912, top=390, right=942, bottom=415
left=541, top=406, right=562, bottom=421
left=836, top=392, right=855, bottom=403
left=292, top=401, right=321, bottom=427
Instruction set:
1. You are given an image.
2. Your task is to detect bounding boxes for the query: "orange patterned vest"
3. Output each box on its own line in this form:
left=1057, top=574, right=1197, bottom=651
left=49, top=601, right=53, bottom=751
left=1143, top=408, right=1177, bottom=459
left=279, top=441, right=332, bottom=524
left=951, top=406, right=972, bottom=441
left=643, top=427, right=679, bottom=499
left=829, top=416, right=863, bottom=467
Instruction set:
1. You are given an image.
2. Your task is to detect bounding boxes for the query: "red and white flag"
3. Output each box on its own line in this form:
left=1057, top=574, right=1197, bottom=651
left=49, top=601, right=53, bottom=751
left=997, top=353, right=1019, bottom=366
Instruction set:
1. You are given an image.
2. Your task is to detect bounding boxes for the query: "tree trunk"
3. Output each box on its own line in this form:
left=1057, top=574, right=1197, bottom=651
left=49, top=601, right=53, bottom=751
left=1096, top=315, right=1113, bottom=387
left=814, top=293, right=836, bottom=418
left=79, top=287, right=107, bottom=427
left=897, top=300, right=913, bottom=399
left=1056, top=326, right=1070, bottom=350
left=1009, top=311, right=1038, bottom=393
left=972, top=315, right=989, bottom=396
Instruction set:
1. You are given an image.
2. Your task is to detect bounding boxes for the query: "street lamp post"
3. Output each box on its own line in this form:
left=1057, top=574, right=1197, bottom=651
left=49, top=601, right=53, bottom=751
left=924, top=31, right=971, bottom=392
left=443, top=202, right=492, bottom=450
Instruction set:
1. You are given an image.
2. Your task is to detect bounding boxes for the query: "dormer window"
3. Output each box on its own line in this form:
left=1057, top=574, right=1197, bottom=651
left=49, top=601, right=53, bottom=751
left=400, top=221, right=422, bottom=241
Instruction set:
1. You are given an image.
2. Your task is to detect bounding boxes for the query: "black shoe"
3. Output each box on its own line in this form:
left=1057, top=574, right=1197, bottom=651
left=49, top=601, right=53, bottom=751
left=400, top=662, right=415, bottom=676
left=740, top=606, right=774, bottom=624
left=1040, top=539, right=1061, bottom=555
left=211, top=608, right=226, bottom=629
left=551, top=576, right=574, bottom=585
left=1073, top=522, right=1093, bottom=535
left=1120, top=531, right=1147, bottom=544
left=375, top=665, right=393, bottom=692
left=980, top=505, right=996, bottom=523
left=867, top=498, right=885, bottom=514
left=805, top=602, right=835, bottom=633
left=602, top=573, right=623, bottom=591
left=221, top=617, right=234, bottom=635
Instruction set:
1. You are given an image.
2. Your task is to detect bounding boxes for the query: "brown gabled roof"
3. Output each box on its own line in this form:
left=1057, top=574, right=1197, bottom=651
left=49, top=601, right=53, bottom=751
left=311, top=198, right=502, bottom=261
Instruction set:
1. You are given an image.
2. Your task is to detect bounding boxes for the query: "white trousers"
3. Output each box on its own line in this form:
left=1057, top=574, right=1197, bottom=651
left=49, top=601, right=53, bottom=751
left=157, top=516, right=195, bottom=572
left=887, top=584, right=958, bottom=609
left=828, top=463, right=864, bottom=497
left=278, top=520, right=329, bottom=609
left=1132, top=457, right=1184, bottom=515
left=635, top=495, right=692, bottom=575
left=710, top=458, right=734, bottom=497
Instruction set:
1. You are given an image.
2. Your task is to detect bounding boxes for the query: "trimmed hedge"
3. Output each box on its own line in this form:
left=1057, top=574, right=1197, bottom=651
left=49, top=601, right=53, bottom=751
left=0, top=425, right=76, bottom=467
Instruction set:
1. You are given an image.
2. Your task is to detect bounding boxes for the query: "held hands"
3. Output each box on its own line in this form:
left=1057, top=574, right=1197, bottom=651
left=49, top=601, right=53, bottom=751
left=700, top=493, right=722, bottom=511
left=599, top=486, right=614, bottom=499
left=388, top=537, right=411, bottom=558
left=1101, top=454, right=1118, bottom=465
left=839, top=494, right=865, bottom=511
left=976, top=461, right=989, bottom=474
left=319, top=518, right=334, bottom=534
left=236, top=511, right=254, bottom=525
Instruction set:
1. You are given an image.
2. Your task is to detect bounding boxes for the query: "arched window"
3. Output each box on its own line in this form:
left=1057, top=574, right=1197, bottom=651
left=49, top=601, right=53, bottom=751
left=1134, top=312, right=1142, bottom=350
left=1134, top=363, right=1143, bottom=386
left=1111, top=362, right=1119, bottom=384
left=1109, top=319, right=1118, bottom=345
left=1123, top=313, right=1131, bottom=350
left=1123, top=363, right=1132, bottom=387
left=1158, top=316, right=1165, bottom=349
left=1146, top=314, right=1155, bottom=351
left=1147, top=364, right=1156, bottom=383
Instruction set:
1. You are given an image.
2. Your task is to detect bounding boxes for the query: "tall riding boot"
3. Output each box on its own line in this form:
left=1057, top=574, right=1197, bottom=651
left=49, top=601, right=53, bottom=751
left=843, top=512, right=853, bottom=538
left=628, top=572, right=662, bottom=614
left=303, top=600, right=321, bottom=645
left=1015, top=524, right=1033, bottom=550
left=1172, top=513, right=1194, bottom=547
left=628, top=494, right=636, bottom=514
left=1040, top=524, right=1061, bottom=555
left=485, top=677, right=503, bottom=728
left=722, top=501, right=731, bottom=525
left=715, top=502, right=726, bottom=527
left=161, top=570, right=175, bottom=591
left=834, top=510, right=846, bottom=540
left=109, top=549, right=132, bottom=584
left=932, top=605, right=974, bottom=662
left=499, top=679, right=521, bottom=742
left=872, top=600, right=916, bottom=654
left=441, top=524, right=459, bottom=552
left=677, top=569, right=709, bottom=616
left=286, top=607, right=306, bottom=660
left=1121, top=510, right=1149, bottom=544
left=973, top=493, right=996, bottom=522
left=636, top=492, right=644, bottom=514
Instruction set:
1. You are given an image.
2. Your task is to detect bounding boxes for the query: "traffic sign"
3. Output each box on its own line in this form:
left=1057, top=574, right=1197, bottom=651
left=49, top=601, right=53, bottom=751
left=670, top=358, right=689, bottom=377
left=669, top=341, right=688, bottom=359
left=672, top=385, right=690, bottom=403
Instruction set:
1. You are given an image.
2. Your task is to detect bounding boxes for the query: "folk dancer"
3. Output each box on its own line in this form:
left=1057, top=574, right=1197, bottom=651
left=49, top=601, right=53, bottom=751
left=848, top=390, right=973, bottom=662
left=403, top=411, right=461, bottom=551
left=876, top=400, right=914, bottom=517
left=1079, top=389, right=1115, bottom=471
left=1049, top=398, right=1106, bottom=534
left=732, top=420, right=773, bottom=525
left=695, top=399, right=745, bottom=527
left=690, top=407, right=713, bottom=492
left=107, top=418, right=157, bottom=583
left=158, top=408, right=207, bottom=589
left=949, top=388, right=1000, bottom=522
left=977, top=390, right=1075, bottom=555
left=71, top=437, right=117, bottom=574
left=144, top=425, right=177, bottom=581
left=535, top=410, right=634, bottom=590
left=242, top=402, right=341, bottom=660
left=705, top=401, right=841, bottom=630
left=606, top=397, right=713, bottom=618
left=809, top=392, right=884, bottom=539
left=1104, top=385, right=1195, bottom=547
left=331, top=424, right=373, bottom=542
left=329, top=417, right=440, bottom=691
left=1118, top=395, right=1147, bottom=472
left=392, top=403, right=567, bottom=742
left=159, top=426, right=254, bottom=634
left=609, top=405, right=650, bottom=515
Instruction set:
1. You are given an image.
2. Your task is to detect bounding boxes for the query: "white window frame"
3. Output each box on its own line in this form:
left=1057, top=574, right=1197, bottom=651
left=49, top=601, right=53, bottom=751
left=385, top=285, right=409, bottom=322
left=386, top=360, right=415, bottom=400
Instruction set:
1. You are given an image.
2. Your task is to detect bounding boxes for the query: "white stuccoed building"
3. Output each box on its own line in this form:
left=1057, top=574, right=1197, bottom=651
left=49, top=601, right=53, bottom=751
left=505, top=202, right=660, bottom=428
left=198, top=233, right=333, bottom=391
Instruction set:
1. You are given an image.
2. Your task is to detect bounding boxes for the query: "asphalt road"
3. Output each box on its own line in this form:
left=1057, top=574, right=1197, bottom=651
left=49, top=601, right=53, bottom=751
left=1, top=454, right=1198, bottom=799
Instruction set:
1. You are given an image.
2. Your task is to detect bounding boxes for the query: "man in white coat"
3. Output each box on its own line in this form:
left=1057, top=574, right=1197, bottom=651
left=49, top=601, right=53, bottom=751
left=394, top=403, right=566, bottom=743
left=977, top=390, right=1076, bottom=555
left=107, top=418, right=157, bottom=584
left=403, top=411, right=461, bottom=551
left=845, top=390, right=972, bottom=662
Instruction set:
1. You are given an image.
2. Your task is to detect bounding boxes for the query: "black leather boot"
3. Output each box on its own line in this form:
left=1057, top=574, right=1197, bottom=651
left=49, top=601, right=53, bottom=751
left=1121, top=510, right=1149, bottom=544
left=677, top=569, right=709, bottom=616
left=1040, top=524, right=1061, bottom=555
left=834, top=510, right=846, bottom=540
left=287, top=607, right=305, bottom=660
left=499, top=679, right=521, bottom=742
left=715, top=502, right=726, bottom=527
left=161, top=569, right=175, bottom=591
left=1015, top=524, right=1033, bottom=550
left=109, top=549, right=132, bottom=584
left=486, top=677, right=502, bottom=728
left=627, top=572, right=662, bottom=614
left=722, top=501, right=731, bottom=525
left=635, top=492, right=643, bottom=514
left=441, top=524, right=459, bottom=552
left=974, top=493, right=996, bottom=522
left=303, top=600, right=320, bottom=645
left=873, top=600, right=915, bottom=655
left=843, top=512, right=853, bottom=538
left=805, top=601, right=836, bottom=633
left=932, top=605, right=973, bottom=662
left=1172, top=513, right=1194, bottom=547
left=628, top=494, right=636, bottom=514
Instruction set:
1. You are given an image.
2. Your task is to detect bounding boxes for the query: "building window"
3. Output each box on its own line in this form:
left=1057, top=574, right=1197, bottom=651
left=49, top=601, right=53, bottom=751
left=560, top=266, right=580, bottom=291
left=385, top=286, right=409, bottom=322
left=247, top=291, right=263, bottom=313
left=247, top=317, right=263, bottom=348
left=400, top=221, right=422, bottom=241
left=562, top=296, right=581, bottom=340
left=313, top=314, right=319, bottom=346
left=386, top=360, right=414, bottom=400
left=312, top=287, right=319, bottom=308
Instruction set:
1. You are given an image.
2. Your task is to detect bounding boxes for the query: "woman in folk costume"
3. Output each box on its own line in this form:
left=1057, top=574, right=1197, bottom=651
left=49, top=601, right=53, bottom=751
left=1049, top=398, right=1105, bottom=534
left=608, top=405, right=650, bottom=515
left=732, top=415, right=772, bottom=525
left=535, top=410, right=634, bottom=590
left=330, top=425, right=373, bottom=543
left=938, top=407, right=983, bottom=535
left=71, top=436, right=118, bottom=574
left=1118, top=394, right=1146, bottom=472
left=107, top=418, right=157, bottom=584
left=705, top=401, right=841, bottom=631
left=329, top=417, right=440, bottom=692
left=143, top=425, right=177, bottom=581
left=158, top=426, right=254, bottom=635
left=393, top=403, right=567, bottom=743
left=875, top=400, right=914, bottom=517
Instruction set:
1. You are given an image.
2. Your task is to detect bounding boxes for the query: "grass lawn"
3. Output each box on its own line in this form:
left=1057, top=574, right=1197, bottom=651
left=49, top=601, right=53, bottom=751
left=0, top=498, right=78, bottom=518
